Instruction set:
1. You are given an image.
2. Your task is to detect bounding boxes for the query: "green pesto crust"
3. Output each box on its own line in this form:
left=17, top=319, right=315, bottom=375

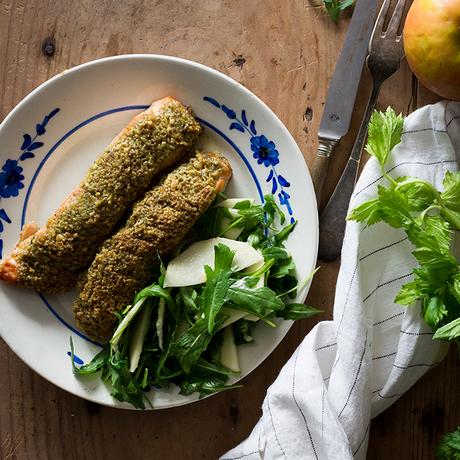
left=11, top=99, right=202, bottom=292
left=73, top=151, right=232, bottom=342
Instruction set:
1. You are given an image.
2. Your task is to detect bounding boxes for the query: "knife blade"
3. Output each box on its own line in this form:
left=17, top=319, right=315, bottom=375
left=312, top=0, right=380, bottom=201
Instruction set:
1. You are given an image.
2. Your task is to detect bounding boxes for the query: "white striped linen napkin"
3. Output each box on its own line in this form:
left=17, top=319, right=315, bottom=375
left=222, top=101, right=460, bottom=460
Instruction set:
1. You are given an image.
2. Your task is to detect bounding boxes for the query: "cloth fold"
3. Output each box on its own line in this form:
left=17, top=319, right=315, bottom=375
left=222, top=102, right=460, bottom=460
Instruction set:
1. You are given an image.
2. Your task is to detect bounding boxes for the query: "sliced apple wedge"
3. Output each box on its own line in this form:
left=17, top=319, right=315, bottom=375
left=216, top=198, right=254, bottom=240
left=164, top=237, right=263, bottom=288
left=220, top=326, right=240, bottom=372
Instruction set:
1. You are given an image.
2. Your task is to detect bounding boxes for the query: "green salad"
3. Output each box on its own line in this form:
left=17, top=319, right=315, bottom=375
left=71, top=194, right=320, bottom=409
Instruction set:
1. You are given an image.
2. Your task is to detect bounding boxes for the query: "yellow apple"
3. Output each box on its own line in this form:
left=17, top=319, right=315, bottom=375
left=403, top=0, right=460, bottom=100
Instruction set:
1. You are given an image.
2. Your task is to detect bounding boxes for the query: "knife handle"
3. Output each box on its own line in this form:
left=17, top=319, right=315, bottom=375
left=311, top=139, right=338, bottom=205
left=318, top=81, right=382, bottom=262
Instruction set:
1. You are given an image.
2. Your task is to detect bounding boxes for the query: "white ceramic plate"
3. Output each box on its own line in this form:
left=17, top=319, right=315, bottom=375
left=0, top=55, right=318, bottom=409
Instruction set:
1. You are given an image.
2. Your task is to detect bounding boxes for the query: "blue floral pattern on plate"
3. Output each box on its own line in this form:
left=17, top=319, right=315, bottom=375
left=0, top=108, right=60, bottom=257
left=250, top=135, right=279, bottom=167
left=203, top=96, right=294, bottom=223
left=0, top=160, right=25, bottom=198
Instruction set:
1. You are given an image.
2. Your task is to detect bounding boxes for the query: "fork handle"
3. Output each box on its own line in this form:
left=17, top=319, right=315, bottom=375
left=318, top=80, right=382, bottom=262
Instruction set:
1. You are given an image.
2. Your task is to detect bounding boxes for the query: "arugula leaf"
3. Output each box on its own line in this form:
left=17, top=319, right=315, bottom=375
left=192, top=206, right=228, bottom=241
left=70, top=338, right=109, bottom=375
left=262, top=247, right=290, bottom=260
left=179, top=374, right=242, bottom=398
left=275, top=221, right=297, bottom=244
left=366, top=107, right=404, bottom=170
left=437, top=426, right=460, bottom=459
left=73, top=335, right=151, bottom=408
left=233, top=199, right=253, bottom=210
left=263, top=193, right=286, bottom=225
left=275, top=303, right=323, bottom=320
left=172, top=319, right=217, bottom=373
left=270, top=257, right=296, bottom=279
left=261, top=246, right=296, bottom=284
left=246, top=230, right=262, bottom=248
left=103, top=349, right=149, bottom=409
left=177, top=286, right=198, bottom=324
left=227, top=278, right=284, bottom=318
left=135, top=282, right=170, bottom=303
left=220, top=202, right=266, bottom=237
left=244, top=259, right=275, bottom=280
left=202, top=244, right=235, bottom=333
left=219, top=194, right=287, bottom=240
left=195, top=357, right=238, bottom=376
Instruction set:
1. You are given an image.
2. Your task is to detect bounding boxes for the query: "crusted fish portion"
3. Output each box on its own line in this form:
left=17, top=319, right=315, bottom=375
left=0, top=97, right=202, bottom=292
left=73, top=151, right=232, bottom=342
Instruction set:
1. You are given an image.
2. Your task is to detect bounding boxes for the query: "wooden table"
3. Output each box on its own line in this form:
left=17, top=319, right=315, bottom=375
left=0, top=1, right=459, bottom=459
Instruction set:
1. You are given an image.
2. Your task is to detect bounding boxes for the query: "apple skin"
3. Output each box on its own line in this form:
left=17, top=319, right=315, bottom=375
left=403, top=0, right=460, bottom=101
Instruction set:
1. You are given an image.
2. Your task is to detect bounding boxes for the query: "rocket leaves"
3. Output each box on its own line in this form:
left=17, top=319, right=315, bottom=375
left=72, top=194, right=321, bottom=408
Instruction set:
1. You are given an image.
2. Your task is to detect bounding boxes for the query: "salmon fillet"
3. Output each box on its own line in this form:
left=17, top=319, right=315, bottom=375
left=0, top=97, right=202, bottom=292
left=73, top=151, right=232, bottom=342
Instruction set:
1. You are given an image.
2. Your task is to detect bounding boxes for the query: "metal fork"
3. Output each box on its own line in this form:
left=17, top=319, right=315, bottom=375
left=318, top=0, right=407, bottom=262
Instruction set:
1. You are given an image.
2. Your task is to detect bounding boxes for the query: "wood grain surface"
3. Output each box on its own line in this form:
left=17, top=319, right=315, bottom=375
left=0, top=1, right=458, bottom=459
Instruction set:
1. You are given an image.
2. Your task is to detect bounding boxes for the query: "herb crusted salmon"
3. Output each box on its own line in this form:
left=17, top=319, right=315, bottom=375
left=0, top=97, right=202, bottom=292
left=73, top=151, right=232, bottom=342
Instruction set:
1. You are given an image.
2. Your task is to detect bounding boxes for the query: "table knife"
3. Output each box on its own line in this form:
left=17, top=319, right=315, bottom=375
left=311, top=0, right=380, bottom=204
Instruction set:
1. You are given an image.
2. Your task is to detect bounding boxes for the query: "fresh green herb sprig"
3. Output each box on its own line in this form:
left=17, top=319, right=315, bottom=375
left=348, top=107, right=460, bottom=345
left=437, top=427, right=460, bottom=460
left=323, top=0, right=354, bottom=22
left=72, top=195, right=321, bottom=408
